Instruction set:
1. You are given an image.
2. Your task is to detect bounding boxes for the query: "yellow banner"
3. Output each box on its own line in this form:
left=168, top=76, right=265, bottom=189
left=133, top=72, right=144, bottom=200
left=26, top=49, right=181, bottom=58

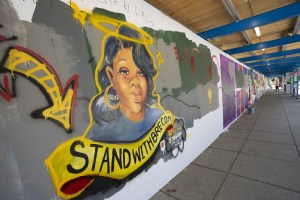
left=45, top=112, right=174, bottom=199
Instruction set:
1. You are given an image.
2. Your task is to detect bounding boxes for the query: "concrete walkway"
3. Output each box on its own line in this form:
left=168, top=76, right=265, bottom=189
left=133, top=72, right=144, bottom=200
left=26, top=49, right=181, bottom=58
left=151, top=90, right=300, bottom=200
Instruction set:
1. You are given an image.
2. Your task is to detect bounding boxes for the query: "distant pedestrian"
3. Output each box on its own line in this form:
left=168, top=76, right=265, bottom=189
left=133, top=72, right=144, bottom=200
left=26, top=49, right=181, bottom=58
left=275, top=84, right=279, bottom=92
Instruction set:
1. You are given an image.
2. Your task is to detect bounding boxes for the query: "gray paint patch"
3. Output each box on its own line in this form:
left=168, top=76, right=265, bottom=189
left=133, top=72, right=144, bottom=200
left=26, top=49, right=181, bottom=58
left=0, top=142, right=26, bottom=200
left=150, top=40, right=182, bottom=92
left=0, top=0, right=97, bottom=198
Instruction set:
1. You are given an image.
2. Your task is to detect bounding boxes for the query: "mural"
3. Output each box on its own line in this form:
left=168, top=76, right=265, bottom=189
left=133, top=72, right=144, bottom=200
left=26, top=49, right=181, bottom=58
left=220, top=55, right=260, bottom=127
left=235, top=64, right=245, bottom=117
left=45, top=5, right=187, bottom=198
left=243, top=67, right=250, bottom=110
left=258, top=73, right=267, bottom=98
left=220, top=54, right=236, bottom=128
left=250, top=69, right=259, bottom=104
left=0, top=0, right=267, bottom=199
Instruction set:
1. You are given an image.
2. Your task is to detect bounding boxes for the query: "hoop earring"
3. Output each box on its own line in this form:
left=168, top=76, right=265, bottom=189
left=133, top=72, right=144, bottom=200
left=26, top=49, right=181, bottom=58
left=104, top=84, right=120, bottom=110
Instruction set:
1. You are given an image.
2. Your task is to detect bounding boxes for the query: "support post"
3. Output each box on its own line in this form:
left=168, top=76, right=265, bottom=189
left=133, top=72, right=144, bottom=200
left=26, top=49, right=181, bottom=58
left=297, top=68, right=299, bottom=99
left=290, top=74, right=292, bottom=95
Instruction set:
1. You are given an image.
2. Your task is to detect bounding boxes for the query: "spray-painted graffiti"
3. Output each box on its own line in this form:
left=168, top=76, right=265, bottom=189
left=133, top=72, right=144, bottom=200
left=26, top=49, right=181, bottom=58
left=165, top=118, right=186, bottom=158
left=1, top=21, right=78, bottom=132
left=0, top=46, right=78, bottom=132
left=141, top=27, right=220, bottom=128
left=0, top=35, right=17, bottom=43
left=90, top=0, right=155, bottom=26
left=45, top=3, right=186, bottom=199
left=0, top=24, right=17, bottom=102
left=0, top=24, right=17, bottom=44
left=174, top=46, right=220, bottom=85
left=0, top=74, right=15, bottom=102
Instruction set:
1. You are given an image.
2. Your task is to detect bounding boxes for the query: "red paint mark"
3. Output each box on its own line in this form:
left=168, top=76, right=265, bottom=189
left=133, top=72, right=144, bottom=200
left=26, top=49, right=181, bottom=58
left=211, top=55, right=219, bottom=67
left=239, top=64, right=242, bottom=71
left=190, top=55, right=195, bottom=74
left=174, top=46, right=178, bottom=59
left=0, top=75, right=12, bottom=102
left=0, top=35, right=6, bottom=41
left=61, top=176, right=94, bottom=195
left=166, top=125, right=173, bottom=131
left=208, top=63, right=212, bottom=78
left=65, top=74, right=79, bottom=131
left=0, top=35, right=17, bottom=42
left=166, top=189, right=177, bottom=192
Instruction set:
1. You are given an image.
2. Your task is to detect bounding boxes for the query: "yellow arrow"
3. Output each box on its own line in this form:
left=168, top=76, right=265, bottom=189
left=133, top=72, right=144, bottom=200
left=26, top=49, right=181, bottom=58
left=4, top=46, right=78, bottom=132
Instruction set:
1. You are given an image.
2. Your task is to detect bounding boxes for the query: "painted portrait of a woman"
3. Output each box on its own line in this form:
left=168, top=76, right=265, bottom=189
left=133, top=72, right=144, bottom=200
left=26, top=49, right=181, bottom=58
left=44, top=10, right=186, bottom=199
left=87, top=25, right=164, bottom=142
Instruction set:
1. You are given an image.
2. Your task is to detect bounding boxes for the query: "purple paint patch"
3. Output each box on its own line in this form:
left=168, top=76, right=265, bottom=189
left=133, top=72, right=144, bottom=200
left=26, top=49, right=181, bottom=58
left=221, top=54, right=236, bottom=128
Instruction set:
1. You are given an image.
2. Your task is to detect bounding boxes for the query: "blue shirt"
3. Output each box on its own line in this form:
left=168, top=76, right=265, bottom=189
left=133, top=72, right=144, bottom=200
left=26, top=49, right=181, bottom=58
left=89, top=107, right=163, bottom=143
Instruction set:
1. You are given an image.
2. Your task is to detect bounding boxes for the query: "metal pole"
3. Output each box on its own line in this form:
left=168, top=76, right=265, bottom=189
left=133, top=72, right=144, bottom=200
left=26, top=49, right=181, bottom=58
left=290, top=73, right=292, bottom=95
left=292, top=73, right=295, bottom=97
left=297, top=68, right=299, bottom=99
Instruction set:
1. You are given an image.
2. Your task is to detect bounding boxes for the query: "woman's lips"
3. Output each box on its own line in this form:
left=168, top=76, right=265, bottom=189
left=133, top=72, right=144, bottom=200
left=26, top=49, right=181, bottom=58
left=130, top=89, right=142, bottom=102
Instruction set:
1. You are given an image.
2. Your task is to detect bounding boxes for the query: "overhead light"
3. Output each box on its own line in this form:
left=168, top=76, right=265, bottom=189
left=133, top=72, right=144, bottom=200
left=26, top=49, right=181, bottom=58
left=262, top=48, right=265, bottom=51
left=254, top=27, right=261, bottom=37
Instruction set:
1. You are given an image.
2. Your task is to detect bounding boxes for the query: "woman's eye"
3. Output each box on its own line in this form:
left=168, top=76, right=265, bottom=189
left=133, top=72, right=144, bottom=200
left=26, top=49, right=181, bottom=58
left=118, top=67, right=129, bottom=75
left=137, top=70, right=144, bottom=77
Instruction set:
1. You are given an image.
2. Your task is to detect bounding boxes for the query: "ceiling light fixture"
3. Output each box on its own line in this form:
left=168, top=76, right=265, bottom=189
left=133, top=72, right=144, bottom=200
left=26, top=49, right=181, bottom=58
left=254, top=27, right=261, bottom=37
left=262, top=48, right=265, bottom=51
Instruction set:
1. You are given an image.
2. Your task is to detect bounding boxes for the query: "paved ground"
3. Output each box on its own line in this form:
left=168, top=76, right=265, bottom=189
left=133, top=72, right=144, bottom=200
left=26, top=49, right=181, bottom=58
left=151, top=90, right=300, bottom=200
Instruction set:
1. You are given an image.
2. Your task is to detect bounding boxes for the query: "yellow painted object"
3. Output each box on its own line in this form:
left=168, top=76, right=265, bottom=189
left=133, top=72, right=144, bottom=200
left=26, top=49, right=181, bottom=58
left=45, top=112, right=174, bottom=199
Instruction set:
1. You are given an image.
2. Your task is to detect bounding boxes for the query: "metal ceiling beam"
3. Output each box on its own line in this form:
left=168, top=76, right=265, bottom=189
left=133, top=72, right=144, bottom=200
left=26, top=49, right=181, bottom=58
left=294, top=16, right=300, bottom=34
left=253, top=64, right=298, bottom=76
left=263, top=72, right=289, bottom=77
left=225, top=35, right=300, bottom=54
left=251, top=62, right=300, bottom=76
left=198, top=2, right=300, bottom=40
left=247, top=56, right=300, bottom=67
left=282, top=16, right=300, bottom=51
left=221, top=0, right=257, bottom=56
left=252, top=61, right=300, bottom=69
left=239, top=48, right=300, bottom=62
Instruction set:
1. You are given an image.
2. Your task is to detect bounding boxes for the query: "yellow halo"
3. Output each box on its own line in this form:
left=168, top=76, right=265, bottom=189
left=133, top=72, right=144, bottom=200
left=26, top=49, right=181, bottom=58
left=88, top=15, right=153, bottom=45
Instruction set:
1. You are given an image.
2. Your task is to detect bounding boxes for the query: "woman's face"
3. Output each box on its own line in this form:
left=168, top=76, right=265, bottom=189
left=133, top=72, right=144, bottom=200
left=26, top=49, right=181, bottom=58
left=107, top=48, right=148, bottom=121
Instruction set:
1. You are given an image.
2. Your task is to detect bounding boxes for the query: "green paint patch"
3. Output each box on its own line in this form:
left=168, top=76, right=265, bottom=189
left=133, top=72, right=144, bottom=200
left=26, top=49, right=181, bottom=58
left=144, top=27, right=219, bottom=97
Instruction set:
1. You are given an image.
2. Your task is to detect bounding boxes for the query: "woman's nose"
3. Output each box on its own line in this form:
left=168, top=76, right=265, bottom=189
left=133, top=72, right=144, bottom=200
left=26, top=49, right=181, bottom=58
left=130, top=75, right=141, bottom=86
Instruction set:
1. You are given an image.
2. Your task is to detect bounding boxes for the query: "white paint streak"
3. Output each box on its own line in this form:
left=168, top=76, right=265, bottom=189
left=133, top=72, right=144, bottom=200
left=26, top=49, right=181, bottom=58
left=0, top=99, right=21, bottom=128
left=0, top=142, right=26, bottom=199
left=0, top=113, right=6, bottom=128
left=9, top=0, right=37, bottom=22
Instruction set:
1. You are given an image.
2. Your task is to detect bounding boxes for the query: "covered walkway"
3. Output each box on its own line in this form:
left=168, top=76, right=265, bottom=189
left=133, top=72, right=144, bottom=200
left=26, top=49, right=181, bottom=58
left=152, top=89, right=300, bottom=200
